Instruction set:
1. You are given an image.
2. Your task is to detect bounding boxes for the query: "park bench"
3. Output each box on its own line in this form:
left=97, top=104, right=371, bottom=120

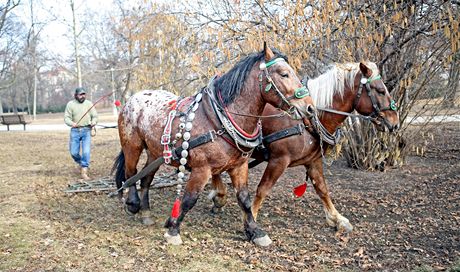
left=0, top=113, right=31, bottom=131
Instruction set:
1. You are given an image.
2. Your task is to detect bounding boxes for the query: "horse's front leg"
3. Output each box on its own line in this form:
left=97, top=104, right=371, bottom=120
left=308, top=158, right=353, bottom=233
left=252, top=157, right=290, bottom=220
left=164, top=167, right=211, bottom=245
left=208, top=174, right=228, bottom=214
left=228, top=163, right=272, bottom=247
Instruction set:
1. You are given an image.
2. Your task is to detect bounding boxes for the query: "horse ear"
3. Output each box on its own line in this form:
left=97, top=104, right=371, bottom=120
left=359, top=62, right=373, bottom=77
left=264, top=42, right=274, bottom=61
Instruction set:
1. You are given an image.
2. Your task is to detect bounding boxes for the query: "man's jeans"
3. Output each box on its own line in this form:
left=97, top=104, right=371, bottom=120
left=69, top=127, right=91, bottom=168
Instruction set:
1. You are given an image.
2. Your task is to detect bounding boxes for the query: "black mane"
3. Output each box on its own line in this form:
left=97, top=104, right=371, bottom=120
left=214, top=48, right=288, bottom=106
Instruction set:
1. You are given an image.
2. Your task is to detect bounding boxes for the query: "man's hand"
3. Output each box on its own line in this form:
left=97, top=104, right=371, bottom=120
left=72, top=123, right=78, bottom=128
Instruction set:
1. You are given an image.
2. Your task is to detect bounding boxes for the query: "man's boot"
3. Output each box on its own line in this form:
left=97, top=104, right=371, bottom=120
left=81, top=167, right=91, bottom=181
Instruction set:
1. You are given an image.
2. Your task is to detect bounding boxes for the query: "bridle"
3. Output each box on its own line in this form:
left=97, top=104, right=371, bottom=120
left=258, top=57, right=310, bottom=115
left=353, top=74, right=398, bottom=119
left=310, top=73, right=398, bottom=146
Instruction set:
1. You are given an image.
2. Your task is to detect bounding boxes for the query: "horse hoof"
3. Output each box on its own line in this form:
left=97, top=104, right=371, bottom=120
left=207, top=190, right=217, bottom=200
left=338, top=220, right=353, bottom=233
left=164, top=232, right=183, bottom=245
left=139, top=210, right=154, bottom=225
left=252, top=235, right=272, bottom=247
left=325, top=216, right=335, bottom=227
left=141, top=217, right=154, bottom=226
left=211, top=206, right=224, bottom=214
left=124, top=204, right=136, bottom=216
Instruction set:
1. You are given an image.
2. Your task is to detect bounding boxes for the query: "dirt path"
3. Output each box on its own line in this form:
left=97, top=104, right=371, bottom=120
left=0, top=123, right=458, bottom=271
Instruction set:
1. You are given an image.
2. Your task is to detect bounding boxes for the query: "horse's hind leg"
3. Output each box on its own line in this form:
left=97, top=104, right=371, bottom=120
left=122, top=146, right=143, bottom=215
left=135, top=156, right=159, bottom=225
left=209, top=174, right=228, bottom=214
left=308, top=158, right=353, bottom=233
left=138, top=170, right=157, bottom=225
left=164, top=167, right=211, bottom=245
left=228, top=163, right=271, bottom=247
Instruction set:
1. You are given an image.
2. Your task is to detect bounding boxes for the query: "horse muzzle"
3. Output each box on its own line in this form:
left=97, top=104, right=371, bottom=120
left=373, top=116, right=399, bottom=133
left=304, top=104, right=316, bottom=118
left=297, top=104, right=316, bottom=119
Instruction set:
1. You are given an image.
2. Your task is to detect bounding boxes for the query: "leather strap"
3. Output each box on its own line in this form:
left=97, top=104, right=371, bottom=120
left=262, top=123, right=304, bottom=146
left=172, top=130, right=216, bottom=160
left=108, top=130, right=218, bottom=197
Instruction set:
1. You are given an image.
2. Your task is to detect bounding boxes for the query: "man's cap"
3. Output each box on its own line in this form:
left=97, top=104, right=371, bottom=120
left=75, top=87, right=86, bottom=95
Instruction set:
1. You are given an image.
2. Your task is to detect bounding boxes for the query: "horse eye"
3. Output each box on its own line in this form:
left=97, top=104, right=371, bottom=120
left=281, top=73, right=289, bottom=78
left=375, top=88, right=386, bottom=95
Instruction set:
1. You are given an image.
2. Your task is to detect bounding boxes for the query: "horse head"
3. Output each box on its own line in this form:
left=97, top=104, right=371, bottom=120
left=258, top=44, right=315, bottom=118
left=354, top=62, right=399, bottom=132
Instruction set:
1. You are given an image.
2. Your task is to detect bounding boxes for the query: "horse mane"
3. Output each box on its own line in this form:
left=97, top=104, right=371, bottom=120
left=214, top=48, right=288, bottom=106
left=308, top=61, right=379, bottom=108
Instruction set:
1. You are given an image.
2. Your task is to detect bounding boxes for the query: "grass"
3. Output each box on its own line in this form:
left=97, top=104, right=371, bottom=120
left=0, top=218, right=41, bottom=269
left=0, top=112, right=458, bottom=271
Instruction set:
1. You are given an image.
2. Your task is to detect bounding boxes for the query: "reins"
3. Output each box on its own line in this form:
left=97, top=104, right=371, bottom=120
left=316, top=106, right=373, bottom=121
left=205, top=89, right=290, bottom=119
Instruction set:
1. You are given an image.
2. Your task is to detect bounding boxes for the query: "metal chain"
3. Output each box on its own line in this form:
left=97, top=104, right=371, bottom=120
left=223, top=117, right=253, bottom=157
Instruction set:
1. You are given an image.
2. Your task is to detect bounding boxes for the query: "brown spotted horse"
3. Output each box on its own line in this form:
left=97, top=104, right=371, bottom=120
left=112, top=45, right=315, bottom=246
left=209, top=62, right=399, bottom=238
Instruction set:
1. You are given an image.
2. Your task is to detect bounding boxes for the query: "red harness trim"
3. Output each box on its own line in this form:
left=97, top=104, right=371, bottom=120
left=217, top=90, right=260, bottom=138
left=162, top=97, right=194, bottom=164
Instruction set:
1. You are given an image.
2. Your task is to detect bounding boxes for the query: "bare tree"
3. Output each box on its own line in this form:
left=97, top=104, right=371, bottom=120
left=69, top=0, right=82, bottom=87
left=114, top=0, right=458, bottom=169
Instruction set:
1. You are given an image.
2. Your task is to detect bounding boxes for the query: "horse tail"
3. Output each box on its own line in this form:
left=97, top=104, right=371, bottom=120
left=112, top=150, right=125, bottom=191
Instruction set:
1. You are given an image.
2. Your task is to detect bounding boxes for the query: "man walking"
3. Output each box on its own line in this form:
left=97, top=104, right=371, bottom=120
left=64, top=87, right=98, bottom=180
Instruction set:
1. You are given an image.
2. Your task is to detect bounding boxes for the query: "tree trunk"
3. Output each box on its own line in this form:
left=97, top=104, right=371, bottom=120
left=70, top=0, right=82, bottom=87
left=444, top=52, right=460, bottom=107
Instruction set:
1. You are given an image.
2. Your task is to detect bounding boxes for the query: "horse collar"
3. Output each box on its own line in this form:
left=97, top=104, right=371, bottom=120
left=205, top=81, right=263, bottom=155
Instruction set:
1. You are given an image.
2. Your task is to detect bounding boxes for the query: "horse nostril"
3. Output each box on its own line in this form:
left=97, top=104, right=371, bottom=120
left=389, top=124, right=399, bottom=133
left=305, top=104, right=316, bottom=117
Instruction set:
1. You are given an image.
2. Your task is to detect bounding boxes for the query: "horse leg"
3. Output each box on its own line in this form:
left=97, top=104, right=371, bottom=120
left=138, top=175, right=156, bottom=225
left=208, top=174, right=228, bottom=214
left=252, top=157, right=290, bottom=220
left=136, top=157, right=159, bottom=225
left=123, top=148, right=143, bottom=216
left=228, top=163, right=271, bottom=247
left=164, top=167, right=211, bottom=245
left=308, top=158, right=353, bottom=233
left=125, top=186, right=141, bottom=215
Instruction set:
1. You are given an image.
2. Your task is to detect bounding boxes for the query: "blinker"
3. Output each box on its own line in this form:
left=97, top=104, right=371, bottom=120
left=294, top=86, right=309, bottom=99
left=390, top=100, right=397, bottom=111
left=264, top=83, right=273, bottom=92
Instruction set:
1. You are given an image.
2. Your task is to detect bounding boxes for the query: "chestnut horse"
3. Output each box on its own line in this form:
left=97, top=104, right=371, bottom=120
left=209, top=62, right=399, bottom=237
left=113, top=46, right=315, bottom=246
